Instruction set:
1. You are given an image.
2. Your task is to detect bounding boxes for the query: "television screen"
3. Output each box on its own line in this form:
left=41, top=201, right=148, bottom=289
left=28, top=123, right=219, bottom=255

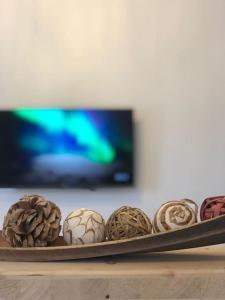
left=0, top=108, right=134, bottom=188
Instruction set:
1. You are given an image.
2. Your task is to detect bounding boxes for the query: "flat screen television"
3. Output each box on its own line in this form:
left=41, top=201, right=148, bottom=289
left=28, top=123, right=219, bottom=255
left=0, top=108, right=134, bottom=188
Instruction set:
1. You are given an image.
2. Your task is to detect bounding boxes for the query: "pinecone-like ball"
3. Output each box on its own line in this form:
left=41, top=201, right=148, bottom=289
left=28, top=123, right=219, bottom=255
left=106, top=206, right=152, bottom=241
left=153, top=199, right=198, bottom=233
left=200, top=196, right=225, bottom=220
left=63, top=208, right=106, bottom=245
left=2, top=195, right=61, bottom=247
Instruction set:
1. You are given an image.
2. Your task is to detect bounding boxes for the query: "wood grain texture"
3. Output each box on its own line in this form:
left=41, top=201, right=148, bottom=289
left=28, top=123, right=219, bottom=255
left=1, top=247, right=225, bottom=299
left=1, top=214, right=225, bottom=262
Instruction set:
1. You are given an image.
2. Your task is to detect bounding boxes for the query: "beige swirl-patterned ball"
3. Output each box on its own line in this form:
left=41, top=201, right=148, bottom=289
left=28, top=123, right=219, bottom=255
left=63, top=208, right=106, bottom=245
left=153, top=199, right=198, bottom=233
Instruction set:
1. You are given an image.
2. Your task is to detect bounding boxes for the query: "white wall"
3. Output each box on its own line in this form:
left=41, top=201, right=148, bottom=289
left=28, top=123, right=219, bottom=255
left=0, top=0, right=225, bottom=224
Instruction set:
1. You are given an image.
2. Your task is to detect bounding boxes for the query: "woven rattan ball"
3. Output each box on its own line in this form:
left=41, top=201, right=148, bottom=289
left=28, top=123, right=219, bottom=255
left=106, top=206, right=152, bottom=241
left=200, top=196, right=225, bottom=221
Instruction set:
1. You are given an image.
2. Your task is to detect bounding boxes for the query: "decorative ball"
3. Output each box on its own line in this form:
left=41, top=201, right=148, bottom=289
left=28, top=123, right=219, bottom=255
left=63, top=208, right=106, bottom=245
left=106, top=206, right=152, bottom=241
left=153, top=199, right=198, bottom=233
left=200, top=196, right=225, bottom=221
left=2, top=195, right=61, bottom=247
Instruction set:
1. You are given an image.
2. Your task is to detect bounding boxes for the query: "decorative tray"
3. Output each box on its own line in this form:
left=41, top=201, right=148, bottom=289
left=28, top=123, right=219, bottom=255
left=0, top=214, right=225, bottom=262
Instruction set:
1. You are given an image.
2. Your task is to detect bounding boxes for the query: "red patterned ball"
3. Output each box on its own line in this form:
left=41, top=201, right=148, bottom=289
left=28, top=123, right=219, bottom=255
left=200, top=196, right=225, bottom=221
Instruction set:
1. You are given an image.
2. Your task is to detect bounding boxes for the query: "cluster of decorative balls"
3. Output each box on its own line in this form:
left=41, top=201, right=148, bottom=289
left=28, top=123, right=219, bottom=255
left=3, top=194, right=225, bottom=247
left=63, top=196, right=225, bottom=245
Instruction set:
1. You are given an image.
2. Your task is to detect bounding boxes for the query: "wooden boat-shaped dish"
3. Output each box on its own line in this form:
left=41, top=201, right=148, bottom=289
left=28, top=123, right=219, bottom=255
left=1, top=215, right=225, bottom=261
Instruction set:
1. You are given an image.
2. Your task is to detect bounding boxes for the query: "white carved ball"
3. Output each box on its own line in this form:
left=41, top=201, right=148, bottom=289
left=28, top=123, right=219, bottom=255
left=63, top=208, right=106, bottom=245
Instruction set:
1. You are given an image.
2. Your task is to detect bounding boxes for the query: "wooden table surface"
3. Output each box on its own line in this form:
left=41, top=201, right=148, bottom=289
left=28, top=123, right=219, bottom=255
left=1, top=246, right=225, bottom=300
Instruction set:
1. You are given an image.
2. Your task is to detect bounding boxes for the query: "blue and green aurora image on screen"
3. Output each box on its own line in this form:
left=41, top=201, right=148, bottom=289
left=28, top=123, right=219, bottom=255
left=0, top=108, right=133, bottom=187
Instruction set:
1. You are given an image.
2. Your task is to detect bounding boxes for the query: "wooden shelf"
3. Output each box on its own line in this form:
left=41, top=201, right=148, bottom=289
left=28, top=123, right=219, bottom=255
left=1, top=246, right=225, bottom=299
